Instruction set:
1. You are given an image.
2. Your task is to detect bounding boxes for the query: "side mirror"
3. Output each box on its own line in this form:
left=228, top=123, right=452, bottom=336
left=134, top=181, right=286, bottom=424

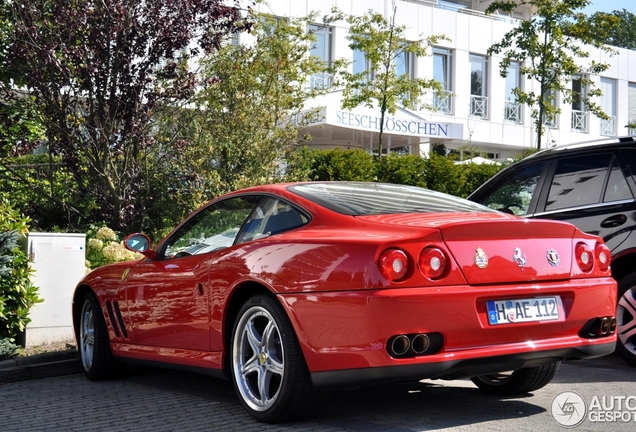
left=124, top=233, right=157, bottom=260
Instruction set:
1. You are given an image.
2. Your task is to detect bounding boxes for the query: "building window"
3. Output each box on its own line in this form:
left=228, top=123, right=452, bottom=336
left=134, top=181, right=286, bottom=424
left=504, top=61, right=521, bottom=123
left=600, top=77, right=616, bottom=136
left=469, top=54, right=488, bottom=119
left=629, top=82, right=636, bottom=135
left=352, top=48, right=368, bottom=75
left=571, top=74, right=588, bottom=132
left=394, top=47, right=415, bottom=78
left=308, top=24, right=333, bottom=89
left=433, top=47, right=453, bottom=114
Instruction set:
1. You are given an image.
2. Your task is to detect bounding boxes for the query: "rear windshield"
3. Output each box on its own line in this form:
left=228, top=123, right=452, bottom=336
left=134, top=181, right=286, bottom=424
left=288, top=182, right=498, bottom=216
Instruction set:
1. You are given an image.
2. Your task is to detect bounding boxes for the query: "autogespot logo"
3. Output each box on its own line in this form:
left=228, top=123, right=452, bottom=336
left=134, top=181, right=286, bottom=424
left=552, top=391, right=587, bottom=427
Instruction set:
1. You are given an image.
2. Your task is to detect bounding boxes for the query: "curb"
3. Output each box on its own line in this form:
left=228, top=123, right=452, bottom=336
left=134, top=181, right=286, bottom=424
left=0, top=350, right=83, bottom=384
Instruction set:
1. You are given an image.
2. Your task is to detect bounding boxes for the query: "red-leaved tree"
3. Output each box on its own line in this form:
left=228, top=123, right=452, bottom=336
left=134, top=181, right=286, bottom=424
left=2, top=0, right=253, bottom=232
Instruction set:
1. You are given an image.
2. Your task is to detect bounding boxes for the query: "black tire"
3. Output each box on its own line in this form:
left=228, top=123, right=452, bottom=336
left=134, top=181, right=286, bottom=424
left=79, top=291, right=126, bottom=380
left=470, top=362, right=561, bottom=395
left=616, top=273, right=636, bottom=366
left=230, top=294, right=325, bottom=423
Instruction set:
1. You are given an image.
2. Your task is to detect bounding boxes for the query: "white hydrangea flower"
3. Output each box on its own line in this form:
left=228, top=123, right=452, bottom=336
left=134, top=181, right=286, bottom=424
left=96, top=227, right=117, bottom=241
left=101, top=241, right=144, bottom=263
left=87, top=238, right=104, bottom=251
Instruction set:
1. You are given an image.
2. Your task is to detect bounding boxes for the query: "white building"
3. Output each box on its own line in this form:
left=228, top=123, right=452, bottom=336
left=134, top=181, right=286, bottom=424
left=254, top=0, right=636, bottom=160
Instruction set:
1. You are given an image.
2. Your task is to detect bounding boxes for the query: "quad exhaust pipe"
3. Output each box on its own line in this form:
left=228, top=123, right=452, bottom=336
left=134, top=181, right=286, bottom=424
left=581, top=316, right=617, bottom=338
left=387, top=333, right=442, bottom=358
left=590, top=316, right=616, bottom=336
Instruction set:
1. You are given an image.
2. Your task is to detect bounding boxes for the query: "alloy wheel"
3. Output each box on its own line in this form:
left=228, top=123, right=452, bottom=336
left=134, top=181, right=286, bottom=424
left=80, top=299, right=95, bottom=371
left=232, top=306, right=285, bottom=412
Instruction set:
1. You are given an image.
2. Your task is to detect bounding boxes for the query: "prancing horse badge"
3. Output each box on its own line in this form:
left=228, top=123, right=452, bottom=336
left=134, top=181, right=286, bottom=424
left=513, top=247, right=526, bottom=270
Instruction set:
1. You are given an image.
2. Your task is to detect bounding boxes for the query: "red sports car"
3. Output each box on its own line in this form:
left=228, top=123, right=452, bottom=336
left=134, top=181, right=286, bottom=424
left=73, top=182, right=617, bottom=423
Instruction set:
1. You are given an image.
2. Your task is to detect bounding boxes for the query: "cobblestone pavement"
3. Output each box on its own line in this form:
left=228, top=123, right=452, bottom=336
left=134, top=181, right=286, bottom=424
left=1, top=353, right=634, bottom=431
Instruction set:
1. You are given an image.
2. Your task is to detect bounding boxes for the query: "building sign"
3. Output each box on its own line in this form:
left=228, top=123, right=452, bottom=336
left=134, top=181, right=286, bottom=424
left=295, top=106, right=463, bottom=140
left=290, top=107, right=327, bottom=127
left=332, top=109, right=462, bottom=139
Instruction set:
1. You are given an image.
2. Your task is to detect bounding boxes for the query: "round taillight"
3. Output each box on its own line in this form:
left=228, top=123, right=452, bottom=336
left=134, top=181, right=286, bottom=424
left=595, top=243, right=611, bottom=272
left=379, top=249, right=409, bottom=281
left=419, top=247, right=447, bottom=280
left=575, top=242, right=594, bottom=272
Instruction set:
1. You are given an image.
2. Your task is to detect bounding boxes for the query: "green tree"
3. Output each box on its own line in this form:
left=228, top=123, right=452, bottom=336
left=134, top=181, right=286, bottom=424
left=340, top=0, right=447, bottom=156
left=585, top=9, right=636, bottom=50
left=486, top=0, right=616, bottom=150
left=584, top=9, right=636, bottom=131
left=0, top=153, right=78, bottom=231
left=157, top=11, right=346, bottom=206
left=1, top=0, right=252, bottom=233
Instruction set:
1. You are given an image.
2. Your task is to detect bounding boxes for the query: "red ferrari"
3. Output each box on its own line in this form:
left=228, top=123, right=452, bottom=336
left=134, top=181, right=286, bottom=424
left=73, top=182, right=617, bottom=423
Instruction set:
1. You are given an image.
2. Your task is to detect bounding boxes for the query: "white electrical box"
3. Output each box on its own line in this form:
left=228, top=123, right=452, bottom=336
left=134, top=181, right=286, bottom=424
left=24, top=232, right=86, bottom=347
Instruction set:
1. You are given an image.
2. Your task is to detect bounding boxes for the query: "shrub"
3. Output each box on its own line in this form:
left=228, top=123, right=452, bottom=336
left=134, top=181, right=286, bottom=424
left=457, top=161, right=507, bottom=198
left=299, top=148, right=376, bottom=181
left=284, top=148, right=505, bottom=197
left=375, top=153, right=427, bottom=187
left=0, top=337, right=20, bottom=360
left=0, top=193, right=42, bottom=340
left=423, top=153, right=467, bottom=196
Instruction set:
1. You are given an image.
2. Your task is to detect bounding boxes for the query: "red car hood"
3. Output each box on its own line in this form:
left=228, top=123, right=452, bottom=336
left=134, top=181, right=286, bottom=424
left=356, top=212, right=577, bottom=285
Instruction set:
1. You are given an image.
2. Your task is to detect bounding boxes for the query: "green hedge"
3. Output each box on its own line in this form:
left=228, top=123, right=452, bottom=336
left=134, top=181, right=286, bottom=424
left=285, top=148, right=505, bottom=198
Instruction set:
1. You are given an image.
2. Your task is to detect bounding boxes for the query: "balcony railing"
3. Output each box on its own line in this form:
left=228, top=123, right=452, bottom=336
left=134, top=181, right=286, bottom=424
left=470, top=95, right=489, bottom=119
left=504, top=100, right=521, bottom=123
left=601, top=116, right=616, bottom=136
left=309, top=73, right=333, bottom=90
left=571, top=110, right=588, bottom=132
left=542, top=112, right=556, bottom=128
left=433, top=90, right=453, bottom=114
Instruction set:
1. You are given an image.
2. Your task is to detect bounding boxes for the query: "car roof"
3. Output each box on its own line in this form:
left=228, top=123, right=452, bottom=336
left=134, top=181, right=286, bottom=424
left=523, top=135, right=636, bottom=161
left=468, top=135, right=636, bottom=201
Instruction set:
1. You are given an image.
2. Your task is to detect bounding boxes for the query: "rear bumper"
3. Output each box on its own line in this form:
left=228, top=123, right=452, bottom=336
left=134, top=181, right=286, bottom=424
left=310, top=342, right=615, bottom=389
left=278, top=277, right=617, bottom=387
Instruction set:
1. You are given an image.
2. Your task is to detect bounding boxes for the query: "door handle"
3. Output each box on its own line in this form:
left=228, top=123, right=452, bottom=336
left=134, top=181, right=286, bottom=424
left=600, top=214, right=627, bottom=228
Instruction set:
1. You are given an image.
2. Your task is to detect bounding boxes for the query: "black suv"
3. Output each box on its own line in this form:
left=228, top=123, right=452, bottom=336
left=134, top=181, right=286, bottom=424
left=469, top=136, right=636, bottom=366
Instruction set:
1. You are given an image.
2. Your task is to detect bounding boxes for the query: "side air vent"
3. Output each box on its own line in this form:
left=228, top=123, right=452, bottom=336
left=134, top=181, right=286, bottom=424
left=106, top=300, right=129, bottom=339
left=105, top=301, right=120, bottom=337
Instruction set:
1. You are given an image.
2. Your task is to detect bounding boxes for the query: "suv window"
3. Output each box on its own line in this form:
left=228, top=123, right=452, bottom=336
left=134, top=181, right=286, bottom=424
left=605, top=161, right=632, bottom=202
left=479, top=163, right=546, bottom=215
left=545, top=154, right=631, bottom=211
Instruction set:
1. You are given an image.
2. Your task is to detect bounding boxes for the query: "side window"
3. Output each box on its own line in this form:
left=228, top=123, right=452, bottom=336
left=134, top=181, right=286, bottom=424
left=619, top=148, right=636, bottom=197
left=546, top=154, right=612, bottom=211
left=479, top=163, right=546, bottom=215
left=604, top=158, right=633, bottom=202
left=236, top=197, right=308, bottom=244
left=162, top=196, right=261, bottom=259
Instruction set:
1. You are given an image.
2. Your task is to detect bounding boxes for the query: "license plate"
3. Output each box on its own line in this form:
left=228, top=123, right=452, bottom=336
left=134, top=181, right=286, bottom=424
left=487, top=296, right=563, bottom=325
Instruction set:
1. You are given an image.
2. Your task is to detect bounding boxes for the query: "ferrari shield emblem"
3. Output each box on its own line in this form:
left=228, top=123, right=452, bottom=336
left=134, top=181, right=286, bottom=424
left=547, top=249, right=560, bottom=267
left=121, top=268, right=130, bottom=282
left=474, top=248, right=488, bottom=269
